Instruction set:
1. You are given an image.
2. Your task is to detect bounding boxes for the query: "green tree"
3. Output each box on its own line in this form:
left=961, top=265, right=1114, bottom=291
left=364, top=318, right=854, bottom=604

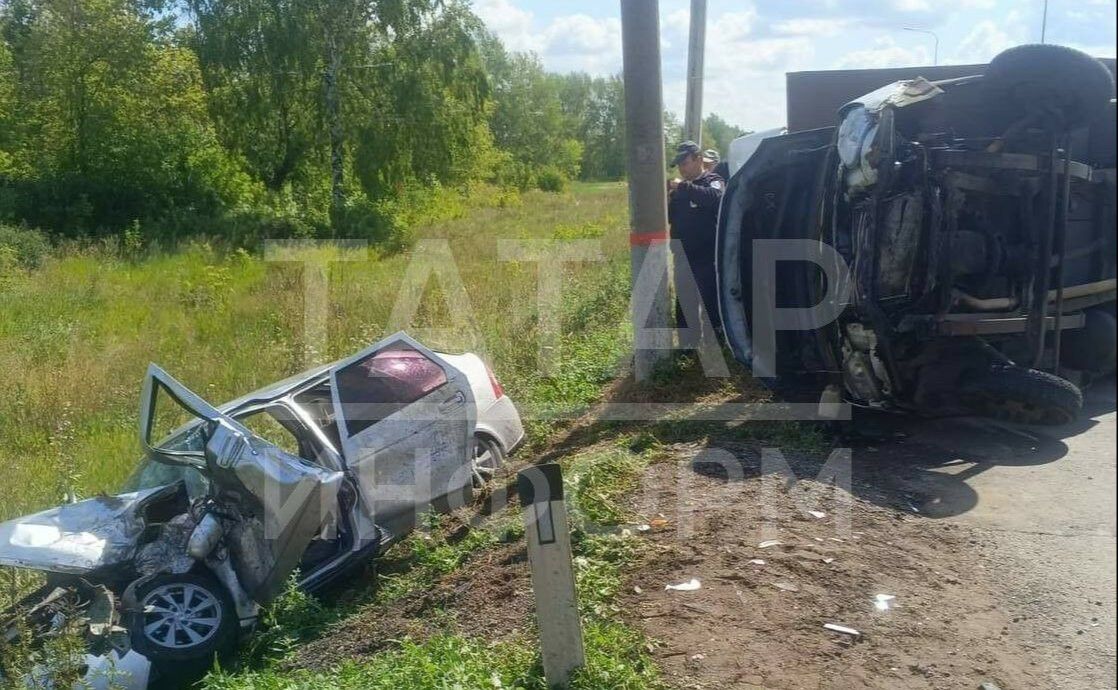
left=579, top=75, right=625, bottom=180
left=0, top=0, right=257, bottom=235
left=482, top=36, right=582, bottom=188
left=553, top=72, right=625, bottom=180
left=351, top=0, right=492, bottom=199
left=183, top=0, right=491, bottom=234
left=0, top=40, right=15, bottom=176
left=181, top=0, right=319, bottom=191
left=702, top=113, right=748, bottom=158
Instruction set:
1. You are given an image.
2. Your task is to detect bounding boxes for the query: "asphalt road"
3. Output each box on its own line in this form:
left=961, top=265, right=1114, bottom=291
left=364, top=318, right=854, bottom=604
left=896, top=378, right=1117, bottom=689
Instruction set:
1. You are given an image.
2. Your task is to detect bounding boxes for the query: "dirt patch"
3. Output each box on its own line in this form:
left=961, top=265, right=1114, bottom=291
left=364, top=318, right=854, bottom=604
left=287, top=525, right=536, bottom=672
left=282, top=368, right=1082, bottom=688
left=620, top=443, right=1045, bottom=690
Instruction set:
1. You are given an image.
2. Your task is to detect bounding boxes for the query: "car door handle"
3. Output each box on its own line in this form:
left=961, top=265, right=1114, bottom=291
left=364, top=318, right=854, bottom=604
left=439, top=391, right=466, bottom=412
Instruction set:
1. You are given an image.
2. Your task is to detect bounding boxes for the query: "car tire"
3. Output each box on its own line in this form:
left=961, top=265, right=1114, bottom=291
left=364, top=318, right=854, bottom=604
left=958, top=365, right=1083, bottom=426
left=985, top=44, right=1115, bottom=129
left=125, top=572, right=237, bottom=664
left=471, top=434, right=505, bottom=489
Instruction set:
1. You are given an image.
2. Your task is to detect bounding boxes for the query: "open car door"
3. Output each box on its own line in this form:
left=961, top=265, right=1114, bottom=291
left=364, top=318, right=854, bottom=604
left=140, top=365, right=344, bottom=602
left=328, top=333, right=477, bottom=540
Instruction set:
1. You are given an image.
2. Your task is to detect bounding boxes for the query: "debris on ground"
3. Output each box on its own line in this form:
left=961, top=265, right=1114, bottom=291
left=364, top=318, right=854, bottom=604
left=824, top=623, right=862, bottom=637
left=874, top=594, right=896, bottom=611
left=621, top=443, right=1055, bottom=689
left=665, top=578, right=702, bottom=592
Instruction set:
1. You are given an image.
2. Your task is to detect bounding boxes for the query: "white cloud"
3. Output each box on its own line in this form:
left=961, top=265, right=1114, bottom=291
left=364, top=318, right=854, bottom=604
left=892, top=0, right=932, bottom=11
left=833, top=36, right=930, bottom=69
left=717, top=8, right=761, bottom=43
left=1072, top=43, right=1118, bottom=59
left=662, top=8, right=691, bottom=44
left=772, top=17, right=854, bottom=37
left=542, top=15, right=618, bottom=56
left=471, top=2, right=623, bottom=73
left=472, top=0, right=538, bottom=52
left=471, top=0, right=1114, bottom=132
left=948, top=7, right=1033, bottom=65
left=694, top=17, right=817, bottom=130
left=539, top=15, right=623, bottom=73
left=951, top=20, right=1019, bottom=64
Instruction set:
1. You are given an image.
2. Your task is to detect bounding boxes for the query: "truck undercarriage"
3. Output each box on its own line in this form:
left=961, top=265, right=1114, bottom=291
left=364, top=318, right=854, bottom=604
left=718, top=45, right=1117, bottom=423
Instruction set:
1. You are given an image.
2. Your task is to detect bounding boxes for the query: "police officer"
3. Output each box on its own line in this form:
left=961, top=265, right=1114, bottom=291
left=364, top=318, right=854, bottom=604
left=668, top=140, right=725, bottom=341
left=702, top=148, right=720, bottom=173
left=705, top=148, right=730, bottom=181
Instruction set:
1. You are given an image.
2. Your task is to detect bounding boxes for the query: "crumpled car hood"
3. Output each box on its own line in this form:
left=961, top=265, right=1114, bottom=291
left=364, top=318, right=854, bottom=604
left=0, top=484, right=180, bottom=575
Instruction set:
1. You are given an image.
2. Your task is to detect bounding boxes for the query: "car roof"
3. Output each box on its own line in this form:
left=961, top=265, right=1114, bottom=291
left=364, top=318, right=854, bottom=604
left=213, top=361, right=337, bottom=413
left=205, top=347, right=461, bottom=414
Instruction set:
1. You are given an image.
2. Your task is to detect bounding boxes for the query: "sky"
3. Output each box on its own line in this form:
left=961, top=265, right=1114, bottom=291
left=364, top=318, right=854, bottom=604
left=471, top=0, right=1118, bottom=131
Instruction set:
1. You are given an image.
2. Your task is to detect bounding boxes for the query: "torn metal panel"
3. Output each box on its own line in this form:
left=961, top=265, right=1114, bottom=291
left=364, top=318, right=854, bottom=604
left=0, top=484, right=182, bottom=575
left=134, top=513, right=196, bottom=576
left=841, top=77, right=945, bottom=115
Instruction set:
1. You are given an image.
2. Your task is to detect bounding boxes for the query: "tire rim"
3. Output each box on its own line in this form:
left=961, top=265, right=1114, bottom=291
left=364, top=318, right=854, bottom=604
left=471, top=437, right=499, bottom=487
left=140, top=583, right=222, bottom=650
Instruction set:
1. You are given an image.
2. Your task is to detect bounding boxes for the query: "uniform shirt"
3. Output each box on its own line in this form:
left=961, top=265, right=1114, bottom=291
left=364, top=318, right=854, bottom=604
left=668, top=170, right=725, bottom=268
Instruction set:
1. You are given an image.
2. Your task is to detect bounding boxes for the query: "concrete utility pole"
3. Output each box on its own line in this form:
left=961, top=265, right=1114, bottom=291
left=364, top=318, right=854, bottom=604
left=683, top=0, right=708, bottom=144
left=621, top=0, right=672, bottom=381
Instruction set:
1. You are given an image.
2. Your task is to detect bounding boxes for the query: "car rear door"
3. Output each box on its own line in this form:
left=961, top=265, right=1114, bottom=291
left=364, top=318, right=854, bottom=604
left=327, top=333, right=476, bottom=539
left=140, top=365, right=344, bottom=602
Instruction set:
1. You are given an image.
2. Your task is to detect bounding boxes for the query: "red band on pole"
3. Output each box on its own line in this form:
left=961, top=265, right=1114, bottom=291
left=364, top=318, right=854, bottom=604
left=630, top=231, right=670, bottom=246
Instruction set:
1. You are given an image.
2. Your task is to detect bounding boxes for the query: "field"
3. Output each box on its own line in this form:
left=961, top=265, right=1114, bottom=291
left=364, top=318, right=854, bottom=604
left=0, top=181, right=694, bottom=689
left=0, top=182, right=631, bottom=523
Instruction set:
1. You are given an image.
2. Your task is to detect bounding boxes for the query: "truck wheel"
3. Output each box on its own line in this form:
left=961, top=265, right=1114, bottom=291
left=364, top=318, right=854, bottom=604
left=125, top=573, right=236, bottom=664
left=985, top=44, right=1115, bottom=129
left=958, top=365, right=1083, bottom=426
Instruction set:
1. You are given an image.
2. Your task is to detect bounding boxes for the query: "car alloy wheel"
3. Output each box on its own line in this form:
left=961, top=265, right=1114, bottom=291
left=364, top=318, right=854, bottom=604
left=140, top=582, right=224, bottom=651
left=471, top=435, right=504, bottom=488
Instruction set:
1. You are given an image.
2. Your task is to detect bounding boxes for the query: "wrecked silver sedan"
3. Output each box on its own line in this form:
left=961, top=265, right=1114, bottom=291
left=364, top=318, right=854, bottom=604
left=0, top=333, right=523, bottom=688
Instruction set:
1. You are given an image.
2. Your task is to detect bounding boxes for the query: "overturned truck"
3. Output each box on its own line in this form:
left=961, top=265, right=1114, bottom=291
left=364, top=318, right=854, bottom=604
left=718, top=44, right=1117, bottom=424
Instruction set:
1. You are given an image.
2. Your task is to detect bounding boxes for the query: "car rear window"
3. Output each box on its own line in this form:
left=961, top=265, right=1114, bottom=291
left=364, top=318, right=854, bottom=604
left=335, top=346, right=447, bottom=437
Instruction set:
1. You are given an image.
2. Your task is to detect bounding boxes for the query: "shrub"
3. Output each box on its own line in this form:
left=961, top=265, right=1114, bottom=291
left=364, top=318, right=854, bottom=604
left=536, top=166, right=569, bottom=193
left=0, top=224, right=50, bottom=269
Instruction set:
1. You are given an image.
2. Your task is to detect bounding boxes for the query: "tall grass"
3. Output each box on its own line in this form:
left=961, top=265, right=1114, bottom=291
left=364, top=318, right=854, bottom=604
left=0, top=182, right=631, bottom=523
left=1, top=181, right=649, bottom=688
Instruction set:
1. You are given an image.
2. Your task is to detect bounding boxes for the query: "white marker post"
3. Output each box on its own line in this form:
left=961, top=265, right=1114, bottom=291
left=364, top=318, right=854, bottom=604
left=518, top=464, right=585, bottom=687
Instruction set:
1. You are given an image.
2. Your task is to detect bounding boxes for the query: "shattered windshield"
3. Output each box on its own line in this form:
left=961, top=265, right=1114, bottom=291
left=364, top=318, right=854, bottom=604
left=127, top=458, right=210, bottom=498
left=124, top=421, right=211, bottom=497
